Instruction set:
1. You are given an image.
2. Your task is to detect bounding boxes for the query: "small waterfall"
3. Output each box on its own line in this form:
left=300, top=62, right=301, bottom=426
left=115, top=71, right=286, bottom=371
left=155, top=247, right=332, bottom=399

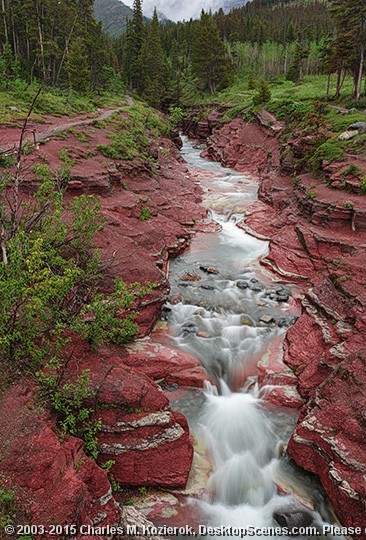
left=164, top=137, right=344, bottom=540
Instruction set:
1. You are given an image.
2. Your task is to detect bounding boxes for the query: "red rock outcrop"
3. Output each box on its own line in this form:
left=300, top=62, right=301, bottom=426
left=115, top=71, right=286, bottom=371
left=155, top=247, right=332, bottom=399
left=202, top=113, right=366, bottom=532
left=0, top=108, right=210, bottom=533
left=0, top=382, right=121, bottom=536
left=201, top=117, right=280, bottom=173
left=60, top=335, right=198, bottom=488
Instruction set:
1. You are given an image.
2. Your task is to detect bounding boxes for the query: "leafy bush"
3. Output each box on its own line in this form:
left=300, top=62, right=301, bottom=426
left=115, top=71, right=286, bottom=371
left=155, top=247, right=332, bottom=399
left=98, top=133, right=141, bottom=160
left=308, top=141, right=344, bottom=171
left=342, top=164, right=362, bottom=177
left=169, top=106, right=185, bottom=125
left=72, top=278, right=154, bottom=350
left=0, top=149, right=15, bottom=168
left=51, top=370, right=101, bottom=459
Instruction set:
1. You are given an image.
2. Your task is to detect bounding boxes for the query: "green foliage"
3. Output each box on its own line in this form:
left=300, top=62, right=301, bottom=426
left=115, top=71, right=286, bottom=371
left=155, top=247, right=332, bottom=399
left=0, top=488, right=15, bottom=528
left=286, top=41, right=310, bottom=83
left=253, top=79, right=272, bottom=107
left=43, top=370, right=102, bottom=460
left=139, top=9, right=169, bottom=108
left=100, top=459, right=120, bottom=491
left=343, top=201, right=354, bottom=209
left=191, top=11, right=234, bottom=95
left=98, top=133, right=142, bottom=160
left=139, top=207, right=151, bottom=221
left=308, top=141, right=344, bottom=171
left=361, top=176, right=366, bottom=195
left=169, top=106, right=185, bottom=125
left=97, top=104, right=170, bottom=162
left=101, top=459, right=115, bottom=474
left=67, top=38, right=91, bottom=93
left=72, top=278, right=155, bottom=350
left=342, top=164, right=363, bottom=177
left=0, top=149, right=15, bottom=168
left=124, top=0, right=145, bottom=91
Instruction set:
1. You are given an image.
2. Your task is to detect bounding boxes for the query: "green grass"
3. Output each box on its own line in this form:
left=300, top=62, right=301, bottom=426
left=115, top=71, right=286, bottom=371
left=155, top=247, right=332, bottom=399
left=97, top=103, right=170, bottom=162
left=186, top=75, right=366, bottom=129
left=0, top=80, right=127, bottom=125
left=308, top=139, right=345, bottom=171
left=139, top=206, right=151, bottom=221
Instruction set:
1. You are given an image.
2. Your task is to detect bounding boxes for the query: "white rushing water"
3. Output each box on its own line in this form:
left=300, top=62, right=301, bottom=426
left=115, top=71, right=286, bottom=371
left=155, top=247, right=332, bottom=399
left=164, top=137, right=343, bottom=540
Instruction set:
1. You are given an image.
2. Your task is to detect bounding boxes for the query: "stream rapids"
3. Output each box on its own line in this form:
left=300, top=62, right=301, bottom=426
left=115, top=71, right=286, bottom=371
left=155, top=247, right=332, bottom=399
left=160, top=136, right=344, bottom=540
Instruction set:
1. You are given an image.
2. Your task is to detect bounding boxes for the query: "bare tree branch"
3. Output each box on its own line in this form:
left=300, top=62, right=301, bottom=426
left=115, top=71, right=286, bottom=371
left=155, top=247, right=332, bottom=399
left=10, top=85, right=43, bottom=239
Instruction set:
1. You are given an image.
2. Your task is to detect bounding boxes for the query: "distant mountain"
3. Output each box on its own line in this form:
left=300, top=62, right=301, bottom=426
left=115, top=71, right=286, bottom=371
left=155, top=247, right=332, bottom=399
left=94, top=0, right=249, bottom=37
left=93, top=0, right=135, bottom=38
left=223, top=0, right=249, bottom=10
left=120, top=0, right=249, bottom=23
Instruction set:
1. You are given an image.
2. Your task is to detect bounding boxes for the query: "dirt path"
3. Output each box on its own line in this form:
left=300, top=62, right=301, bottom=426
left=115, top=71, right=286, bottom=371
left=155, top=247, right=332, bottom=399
left=0, top=95, right=134, bottom=154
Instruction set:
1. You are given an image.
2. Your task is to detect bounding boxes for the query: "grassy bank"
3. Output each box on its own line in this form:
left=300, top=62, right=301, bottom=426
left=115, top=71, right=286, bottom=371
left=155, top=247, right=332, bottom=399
left=0, top=81, right=127, bottom=124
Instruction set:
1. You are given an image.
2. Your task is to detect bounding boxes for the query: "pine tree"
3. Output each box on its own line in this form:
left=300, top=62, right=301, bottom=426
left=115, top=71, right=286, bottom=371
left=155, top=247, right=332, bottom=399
left=139, top=8, right=168, bottom=108
left=327, top=0, right=366, bottom=100
left=125, top=0, right=144, bottom=91
left=191, top=11, right=234, bottom=95
left=67, top=37, right=91, bottom=93
left=287, top=41, right=309, bottom=83
left=253, top=79, right=271, bottom=106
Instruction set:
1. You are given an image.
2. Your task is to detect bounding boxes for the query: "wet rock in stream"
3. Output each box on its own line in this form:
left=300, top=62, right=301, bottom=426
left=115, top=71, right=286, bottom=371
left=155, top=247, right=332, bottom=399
left=273, top=508, right=315, bottom=535
left=236, top=280, right=249, bottom=289
left=199, top=264, right=220, bottom=274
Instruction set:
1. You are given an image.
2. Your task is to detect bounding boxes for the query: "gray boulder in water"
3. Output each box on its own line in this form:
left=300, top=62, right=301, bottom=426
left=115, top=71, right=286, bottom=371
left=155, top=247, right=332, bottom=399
left=273, top=509, right=314, bottom=534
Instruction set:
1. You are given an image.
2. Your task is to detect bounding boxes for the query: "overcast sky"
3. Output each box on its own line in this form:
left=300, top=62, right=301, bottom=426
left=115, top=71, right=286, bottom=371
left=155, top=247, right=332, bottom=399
left=121, top=0, right=229, bottom=21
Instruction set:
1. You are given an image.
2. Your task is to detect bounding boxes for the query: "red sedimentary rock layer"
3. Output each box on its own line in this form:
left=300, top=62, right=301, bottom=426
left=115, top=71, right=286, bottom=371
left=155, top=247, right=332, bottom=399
left=0, top=112, right=210, bottom=532
left=193, top=114, right=366, bottom=533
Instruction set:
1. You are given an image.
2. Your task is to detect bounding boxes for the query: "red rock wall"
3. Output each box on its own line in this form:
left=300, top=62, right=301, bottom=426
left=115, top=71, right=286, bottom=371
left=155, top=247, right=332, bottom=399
left=0, top=111, right=210, bottom=534
left=203, top=115, right=366, bottom=531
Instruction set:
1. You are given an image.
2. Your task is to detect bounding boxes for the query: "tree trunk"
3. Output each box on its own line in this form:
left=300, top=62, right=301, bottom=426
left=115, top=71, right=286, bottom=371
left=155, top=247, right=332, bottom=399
left=326, top=73, right=331, bottom=100
left=356, top=47, right=365, bottom=101
left=335, top=66, right=342, bottom=98
left=1, top=0, right=8, bottom=43
left=36, top=0, right=47, bottom=82
left=55, top=14, right=78, bottom=86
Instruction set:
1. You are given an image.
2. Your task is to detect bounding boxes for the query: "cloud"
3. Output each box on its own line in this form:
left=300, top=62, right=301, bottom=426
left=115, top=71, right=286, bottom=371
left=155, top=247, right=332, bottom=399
left=121, top=0, right=231, bottom=21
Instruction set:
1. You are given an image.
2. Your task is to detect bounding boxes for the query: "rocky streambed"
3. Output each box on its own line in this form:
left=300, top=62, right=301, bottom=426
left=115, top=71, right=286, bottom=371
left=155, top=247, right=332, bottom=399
left=178, top=113, right=366, bottom=536
left=129, top=135, right=346, bottom=540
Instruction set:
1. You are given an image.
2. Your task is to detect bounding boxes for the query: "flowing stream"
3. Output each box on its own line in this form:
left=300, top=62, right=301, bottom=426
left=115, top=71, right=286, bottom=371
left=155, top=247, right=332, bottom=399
left=161, top=137, right=343, bottom=540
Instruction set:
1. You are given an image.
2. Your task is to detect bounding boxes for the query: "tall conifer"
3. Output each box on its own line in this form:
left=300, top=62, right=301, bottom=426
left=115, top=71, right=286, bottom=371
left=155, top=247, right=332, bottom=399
left=191, top=11, right=233, bottom=95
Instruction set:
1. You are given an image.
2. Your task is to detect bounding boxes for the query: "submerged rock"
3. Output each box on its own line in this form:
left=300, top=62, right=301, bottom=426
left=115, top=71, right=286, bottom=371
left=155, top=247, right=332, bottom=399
left=273, top=508, right=314, bottom=532
left=181, top=271, right=201, bottom=281
left=260, top=314, right=275, bottom=324
left=196, top=331, right=211, bottom=338
left=236, top=280, right=249, bottom=289
left=200, top=264, right=220, bottom=274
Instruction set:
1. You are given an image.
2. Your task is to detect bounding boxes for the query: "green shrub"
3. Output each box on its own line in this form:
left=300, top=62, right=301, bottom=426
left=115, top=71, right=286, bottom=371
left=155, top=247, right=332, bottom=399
left=39, top=369, right=102, bottom=460
left=309, top=141, right=344, bottom=171
left=253, top=79, right=271, bottom=107
left=169, top=106, right=185, bottom=124
left=0, top=149, right=15, bottom=168
left=72, top=278, right=155, bottom=350
left=139, top=206, right=151, bottom=221
left=268, top=99, right=312, bottom=121
left=342, top=164, right=362, bottom=177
